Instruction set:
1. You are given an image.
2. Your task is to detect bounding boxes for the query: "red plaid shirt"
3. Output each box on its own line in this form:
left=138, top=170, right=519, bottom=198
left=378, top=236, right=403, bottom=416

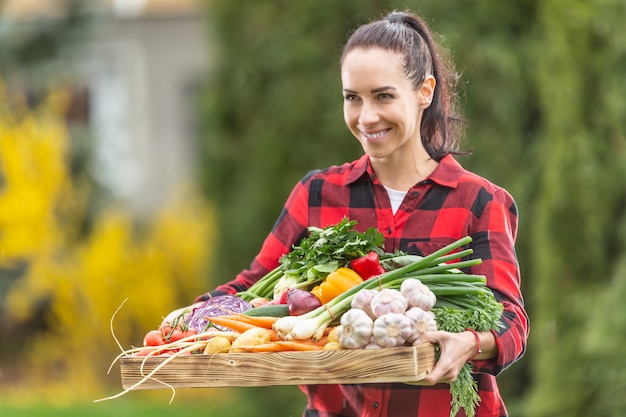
left=206, top=154, right=529, bottom=417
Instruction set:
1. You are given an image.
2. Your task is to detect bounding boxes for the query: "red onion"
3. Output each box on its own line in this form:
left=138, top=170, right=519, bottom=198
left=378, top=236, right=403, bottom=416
left=287, top=289, right=322, bottom=316
left=186, top=295, right=252, bottom=332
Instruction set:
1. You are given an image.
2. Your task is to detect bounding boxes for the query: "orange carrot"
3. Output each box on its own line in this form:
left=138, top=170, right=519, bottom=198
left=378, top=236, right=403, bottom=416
left=206, top=316, right=259, bottom=333
left=207, top=316, right=281, bottom=341
left=226, top=314, right=280, bottom=329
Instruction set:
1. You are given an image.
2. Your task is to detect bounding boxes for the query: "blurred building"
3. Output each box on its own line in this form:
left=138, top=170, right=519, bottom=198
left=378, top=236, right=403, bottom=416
left=1, top=0, right=211, bottom=213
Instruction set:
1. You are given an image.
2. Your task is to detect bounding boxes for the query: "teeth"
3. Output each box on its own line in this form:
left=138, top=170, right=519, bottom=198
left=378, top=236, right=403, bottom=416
left=363, top=129, right=389, bottom=139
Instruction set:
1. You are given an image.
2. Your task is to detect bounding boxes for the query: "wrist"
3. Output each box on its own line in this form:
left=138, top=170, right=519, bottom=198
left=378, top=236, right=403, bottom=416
left=465, top=328, right=482, bottom=361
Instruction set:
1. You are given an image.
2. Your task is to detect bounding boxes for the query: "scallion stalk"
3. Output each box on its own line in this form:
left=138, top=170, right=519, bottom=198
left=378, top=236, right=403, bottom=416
left=275, top=236, right=489, bottom=340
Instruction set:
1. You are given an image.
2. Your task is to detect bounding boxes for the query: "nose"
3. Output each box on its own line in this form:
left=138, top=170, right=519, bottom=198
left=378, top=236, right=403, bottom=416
left=358, top=100, right=379, bottom=126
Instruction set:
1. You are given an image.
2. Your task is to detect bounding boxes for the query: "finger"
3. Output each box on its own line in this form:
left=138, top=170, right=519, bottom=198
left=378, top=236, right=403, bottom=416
left=419, top=330, right=445, bottom=345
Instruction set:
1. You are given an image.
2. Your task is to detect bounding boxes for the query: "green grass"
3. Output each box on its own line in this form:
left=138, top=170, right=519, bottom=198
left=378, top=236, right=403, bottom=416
left=0, top=386, right=306, bottom=417
left=0, top=400, right=207, bottom=417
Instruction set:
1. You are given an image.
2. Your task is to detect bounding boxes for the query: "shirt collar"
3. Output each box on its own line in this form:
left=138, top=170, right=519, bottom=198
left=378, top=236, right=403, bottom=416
left=428, top=154, right=464, bottom=188
left=345, top=154, right=464, bottom=189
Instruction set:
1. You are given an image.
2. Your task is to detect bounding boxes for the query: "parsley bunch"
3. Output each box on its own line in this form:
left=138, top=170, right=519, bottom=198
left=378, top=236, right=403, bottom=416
left=238, top=218, right=384, bottom=301
left=279, top=217, right=384, bottom=278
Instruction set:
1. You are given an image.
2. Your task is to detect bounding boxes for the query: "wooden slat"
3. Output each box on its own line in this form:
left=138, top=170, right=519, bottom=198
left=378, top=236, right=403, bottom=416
left=120, top=343, right=436, bottom=390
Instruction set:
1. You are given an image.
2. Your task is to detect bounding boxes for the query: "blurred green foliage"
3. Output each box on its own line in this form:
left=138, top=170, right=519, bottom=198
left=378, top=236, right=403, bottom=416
left=199, top=0, right=626, bottom=416
left=0, top=0, right=96, bottom=80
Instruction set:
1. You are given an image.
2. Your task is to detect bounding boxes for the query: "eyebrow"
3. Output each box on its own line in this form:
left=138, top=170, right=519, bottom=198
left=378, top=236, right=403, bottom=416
left=342, top=86, right=397, bottom=94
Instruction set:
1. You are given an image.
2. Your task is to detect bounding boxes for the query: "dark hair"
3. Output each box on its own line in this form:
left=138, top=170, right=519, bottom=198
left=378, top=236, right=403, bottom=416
left=341, top=11, right=465, bottom=160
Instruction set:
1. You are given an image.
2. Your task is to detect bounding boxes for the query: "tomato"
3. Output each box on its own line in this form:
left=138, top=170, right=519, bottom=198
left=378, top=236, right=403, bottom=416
left=143, top=330, right=165, bottom=347
left=160, top=324, right=172, bottom=334
left=182, top=329, right=198, bottom=339
left=135, top=348, right=153, bottom=356
left=167, top=329, right=184, bottom=343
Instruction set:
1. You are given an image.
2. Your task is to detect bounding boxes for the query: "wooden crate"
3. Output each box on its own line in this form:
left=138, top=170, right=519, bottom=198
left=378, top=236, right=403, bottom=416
left=120, top=342, right=436, bottom=390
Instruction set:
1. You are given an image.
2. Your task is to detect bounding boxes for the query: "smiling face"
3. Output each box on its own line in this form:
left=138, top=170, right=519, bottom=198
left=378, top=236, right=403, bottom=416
left=341, top=47, right=434, bottom=165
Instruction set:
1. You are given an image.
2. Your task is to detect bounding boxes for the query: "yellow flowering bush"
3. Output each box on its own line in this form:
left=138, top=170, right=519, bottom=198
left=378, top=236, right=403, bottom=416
left=0, top=84, right=215, bottom=402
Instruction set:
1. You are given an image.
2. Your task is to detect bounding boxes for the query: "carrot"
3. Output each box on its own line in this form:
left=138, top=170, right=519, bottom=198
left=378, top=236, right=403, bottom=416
left=206, top=316, right=259, bottom=333
left=309, top=336, right=329, bottom=346
left=232, top=341, right=325, bottom=352
left=228, top=314, right=280, bottom=329
left=207, top=316, right=281, bottom=341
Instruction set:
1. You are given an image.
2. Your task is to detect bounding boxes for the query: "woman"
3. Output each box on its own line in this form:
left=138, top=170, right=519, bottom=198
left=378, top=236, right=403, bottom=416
left=174, top=10, right=528, bottom=417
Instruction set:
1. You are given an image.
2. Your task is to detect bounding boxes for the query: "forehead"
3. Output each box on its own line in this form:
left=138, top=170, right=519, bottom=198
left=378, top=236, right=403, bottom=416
left=341, top=47, right=408, bottom=87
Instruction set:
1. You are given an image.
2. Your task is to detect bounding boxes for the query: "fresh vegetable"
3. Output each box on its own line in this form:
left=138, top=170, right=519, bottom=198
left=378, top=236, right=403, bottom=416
left=273, top=273, right=300, bottom=301
left=350, top=288, right=378, bottom=318
left=350, top=251, right=386, bottom=279
left=186, top=295, right=253, bottom=333
left=237, top=218, right=384, bottom=301
left=217, top=313, right=281, bottom=330
left=336, top=309, right=374, bottom=349
left=310, top=267, right=363, bottom=304
left=205, top=315, right=279, bottom=339
left=143, top=330, right=166, bottom=347
left=287, top=288, right=322, bottom=316
left=326, top=326, right=340, bottom=343
left=250, top=297, right=271, bottom=308
left=322, top=341, right=343, bottom=351
left=340, top=282, right=436, bottom=349
left=273, top=236, right=484, bottom=342
left=400, top=278, right=437, bottom=311
left=404, top=307, right=438, bottom=345
left=231, top=340, right=326, bottom=352
left=244, top=304, right=290, bottom=318
left=372, top=313, right=412, bottom=347
left=203, top=336, right=231, bottom=354
left=370, top=288, right=408, bottom=317
left=229, top=328, right=274, bottom=353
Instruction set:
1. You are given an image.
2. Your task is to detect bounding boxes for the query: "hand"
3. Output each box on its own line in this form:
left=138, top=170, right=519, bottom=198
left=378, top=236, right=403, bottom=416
left=418, top=330, right=478, bottom=385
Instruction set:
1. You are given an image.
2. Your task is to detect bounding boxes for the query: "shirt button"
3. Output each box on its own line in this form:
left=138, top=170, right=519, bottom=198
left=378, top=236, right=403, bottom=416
left=412, top=191, right=419, bottom=198
left=372, top=402, right=379, bottom=409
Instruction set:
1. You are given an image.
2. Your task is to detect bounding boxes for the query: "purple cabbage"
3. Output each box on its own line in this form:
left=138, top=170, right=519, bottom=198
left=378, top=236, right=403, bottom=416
left=186, top=295, right=253, bottom=332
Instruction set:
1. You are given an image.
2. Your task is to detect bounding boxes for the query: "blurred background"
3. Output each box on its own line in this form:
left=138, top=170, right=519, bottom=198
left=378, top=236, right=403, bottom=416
left=0, top=0, right=624, bottom=416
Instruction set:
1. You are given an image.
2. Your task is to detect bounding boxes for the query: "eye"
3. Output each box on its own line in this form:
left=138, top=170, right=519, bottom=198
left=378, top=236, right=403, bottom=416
left=343, top=94, right=360, bottom=102
left=377, top=93, right=394, bottom=100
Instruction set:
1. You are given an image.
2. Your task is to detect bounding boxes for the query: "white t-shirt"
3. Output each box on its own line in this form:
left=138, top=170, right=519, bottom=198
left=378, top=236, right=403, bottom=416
left=384, top=186, right=407, bottom=215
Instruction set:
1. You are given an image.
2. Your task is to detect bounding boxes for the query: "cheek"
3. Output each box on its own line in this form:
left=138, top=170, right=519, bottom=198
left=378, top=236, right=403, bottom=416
left=343, top=106, right=356, bottom=128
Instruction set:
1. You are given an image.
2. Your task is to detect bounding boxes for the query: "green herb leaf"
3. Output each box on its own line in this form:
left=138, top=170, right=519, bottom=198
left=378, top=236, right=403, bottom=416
left=279, top=217, right=384, bottom=284
left=450, top=364, right=480, bottom=417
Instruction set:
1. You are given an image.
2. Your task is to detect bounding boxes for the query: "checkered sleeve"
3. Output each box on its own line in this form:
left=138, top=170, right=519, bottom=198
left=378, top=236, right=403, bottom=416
left=468, top=186, right=529, bottom=375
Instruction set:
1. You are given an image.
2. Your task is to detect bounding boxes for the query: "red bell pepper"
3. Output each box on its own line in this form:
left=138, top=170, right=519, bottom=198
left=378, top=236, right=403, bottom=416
left=350, top=251, right=386, bottom=279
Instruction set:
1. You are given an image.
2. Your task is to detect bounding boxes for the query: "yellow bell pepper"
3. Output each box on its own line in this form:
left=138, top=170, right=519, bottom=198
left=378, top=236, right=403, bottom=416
left=311, top=267, right=363, bottom=304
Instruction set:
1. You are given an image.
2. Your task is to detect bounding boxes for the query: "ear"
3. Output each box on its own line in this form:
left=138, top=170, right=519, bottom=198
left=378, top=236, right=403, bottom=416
left=419, top=75, right=436, bottom=108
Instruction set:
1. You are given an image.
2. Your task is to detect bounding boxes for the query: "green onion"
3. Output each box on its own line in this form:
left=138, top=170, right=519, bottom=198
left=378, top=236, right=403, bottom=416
left=273, top=236, right=495, bottom=341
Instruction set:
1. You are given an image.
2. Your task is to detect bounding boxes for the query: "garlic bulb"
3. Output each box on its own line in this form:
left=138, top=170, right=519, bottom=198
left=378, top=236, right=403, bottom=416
left=404, top=307, right=438, bottom=344
left=400, top=278, right=437, bottom=311
left=372, top=313, right=412, bottom=347
left=363, top=337, right=382, bottom=350
left=337, top=308, right=374, bottom=349
left=351, top=289, right=378, bottom=318
left=370, top=288, right=408, bottom=318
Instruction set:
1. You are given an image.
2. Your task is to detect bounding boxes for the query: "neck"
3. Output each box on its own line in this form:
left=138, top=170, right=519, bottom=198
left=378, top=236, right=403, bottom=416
left=370, top=150, right=438, bottom=191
